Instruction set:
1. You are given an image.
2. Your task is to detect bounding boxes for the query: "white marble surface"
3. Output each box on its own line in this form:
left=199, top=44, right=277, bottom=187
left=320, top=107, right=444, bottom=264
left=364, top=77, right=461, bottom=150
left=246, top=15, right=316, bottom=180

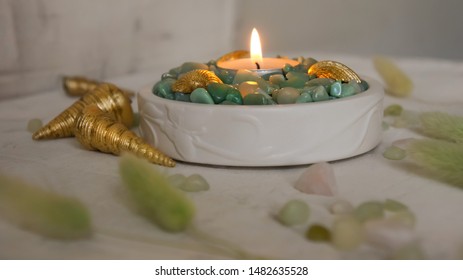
left=1, top=53, right=463, bottom=259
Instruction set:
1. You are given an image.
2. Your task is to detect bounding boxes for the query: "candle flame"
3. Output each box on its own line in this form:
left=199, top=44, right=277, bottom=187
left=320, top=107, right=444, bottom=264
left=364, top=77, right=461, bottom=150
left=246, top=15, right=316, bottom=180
left=250, top=28, right=263, bottom=66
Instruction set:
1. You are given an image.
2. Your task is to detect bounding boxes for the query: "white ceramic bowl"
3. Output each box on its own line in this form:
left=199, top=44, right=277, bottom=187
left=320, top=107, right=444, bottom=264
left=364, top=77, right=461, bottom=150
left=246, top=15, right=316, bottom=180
left=138, top=77, right=384, bottom=166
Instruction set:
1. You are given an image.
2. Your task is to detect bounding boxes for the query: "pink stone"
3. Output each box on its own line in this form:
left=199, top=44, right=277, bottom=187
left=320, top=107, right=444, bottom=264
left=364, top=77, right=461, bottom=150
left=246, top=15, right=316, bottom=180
left=294, top=162, right=338, bottom=196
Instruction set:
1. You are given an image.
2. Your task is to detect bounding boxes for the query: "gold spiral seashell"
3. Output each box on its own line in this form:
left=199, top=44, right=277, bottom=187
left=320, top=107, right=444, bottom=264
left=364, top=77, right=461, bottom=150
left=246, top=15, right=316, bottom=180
left=216, top=50, right=250, bottom=63
left=172, top=70, right=223, bottom=93
left=308, top=60, right=361, bottom=83
left=74, top=105, right=175, bottom=168
left=63, top=76, right=135, bottom=98
left=33, top=83, right=133, bottom=140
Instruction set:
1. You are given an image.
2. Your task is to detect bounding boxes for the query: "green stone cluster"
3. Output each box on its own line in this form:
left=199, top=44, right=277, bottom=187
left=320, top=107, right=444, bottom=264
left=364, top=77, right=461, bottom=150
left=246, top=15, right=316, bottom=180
left=152, top=57, right=369, bottom=105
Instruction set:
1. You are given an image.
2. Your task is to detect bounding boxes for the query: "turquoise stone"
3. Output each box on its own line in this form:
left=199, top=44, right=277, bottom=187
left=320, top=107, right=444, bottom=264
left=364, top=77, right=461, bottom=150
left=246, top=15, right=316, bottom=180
left=206, top=83, right=235, bottom=104
left=341, top=84, right=357, bottom=97
left=295, top=92, right=313, bottom=103
left=286, top=72, right=310, bottom=81
left=269, top=74, right=286, bottom=86
left=174, top=92, right=191, bottom=102
left=305, top=78, right=335, bottom=92
left=283, top=63, right=295, bottom=73
left=152, top=78, right=176, bottom=100
left=225, top=90, right=243, bottom=105
left=220, top=100, right=239, bottom=105
left=293, top=63, right=310, bottom=73
left=215, top=69, right=235, bottom=84
left=329, top=81, right=342, bottom=97
left=232, top=70, right=274, bottom=94
left=190, top=88, right=214, bottom=104
left=348, top=80, right=362, bottom=93
left=179, top=62, right=209, bottom=74
left=277, top=87, right=300, bottom=104
left=311, top=86, right=330, bottom=102
left=243, top=93, right=268, bottom=105
left=168, top=66, right=181, bottom=76
left=281, top=77, right=307, bottom=88
left=359, top=80, right=369, bottom=91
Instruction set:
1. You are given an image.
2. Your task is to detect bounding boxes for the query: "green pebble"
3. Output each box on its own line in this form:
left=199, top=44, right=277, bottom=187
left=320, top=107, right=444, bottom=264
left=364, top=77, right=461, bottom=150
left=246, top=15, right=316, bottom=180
left=359, top=80, right=369, bottom=91
left=306, top=224, right=331, bottom=242
left=354, top=201, right=384, bottom=223
left=167, top=174, right=187, bottom=189
left=305, top=78, right=334, bottom=92
left=384, top=104, right=403, bottom=116
left=243, top=93, right=268, bottom=105
left=277, top=199, right=310, bottom=226
left=27, top=118, right=43, bottom=133
left=329, top=81, right=342, bottom=97
left=332, top=215, right=363, bottom=250
left=190, top=88, right=214, bottom=104
left=179, top=62, right=208, bottom=73
left=312, top=86, right=330, bottom=102
left=233, top=70, right=274, bottom=93
left=168, top=66, right=181, bottom=76
left=283, top=64, right=295, bottom=73
left=174, top=92, right=191, bottom=102
left=269, top=74, right=286, bottom=87
left=161, top=72, right=177, bottom=80
left=383, top=146, right=406, bottom=160
left=220, top=100, right=239, bottom=105
left=277, top=87, right=300, bottom=104
left=215, top=69, right=235, bottom=84
left=384, top=199, right=408, bottom=212
left=286, top=71, right=310, bottom=81
left=280, top=77, right=306, bottom=88
left=207, top=83, right=236, bottom=104
left=301, top=57, right=317, bottom=68
left=340, top=84, right=357, bottom=97
left=348, top=80, right=363, bottom=92
left=295, top=92, right=313, bottom=103
left=225, top=90, right=243, bottom=105
left=179, top=174, right=210, bottom=192
left=153, top=78, right=176, bottom=99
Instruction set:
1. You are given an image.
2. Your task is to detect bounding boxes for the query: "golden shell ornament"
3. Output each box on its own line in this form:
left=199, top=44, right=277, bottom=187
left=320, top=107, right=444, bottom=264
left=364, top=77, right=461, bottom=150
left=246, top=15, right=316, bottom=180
left=63, top=76, right=135, bottom=98
left=216, top=50, right=250, bottom=63
left=172, top=70, right=223, bottom=93
left=74, top=105, right=175, bottom=168
left=308, top=60, right=362, bottom=83
left=32, top=83, right=133, bottom=140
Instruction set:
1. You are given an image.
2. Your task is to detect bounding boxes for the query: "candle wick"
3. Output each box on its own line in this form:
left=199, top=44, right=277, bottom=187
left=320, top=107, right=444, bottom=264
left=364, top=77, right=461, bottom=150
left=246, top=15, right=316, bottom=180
left=255, top=62, right=261, bottom=70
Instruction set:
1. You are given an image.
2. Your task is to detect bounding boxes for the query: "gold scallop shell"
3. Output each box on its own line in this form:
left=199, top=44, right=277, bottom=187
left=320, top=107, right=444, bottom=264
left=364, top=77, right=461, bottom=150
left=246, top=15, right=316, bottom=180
left=74, top=105, right=175, bottom=167
left=308, top=60, right=361, bottom=83
left=172, top=69, right=223, bottom=93
left=216, top=50, right=250, bottom=63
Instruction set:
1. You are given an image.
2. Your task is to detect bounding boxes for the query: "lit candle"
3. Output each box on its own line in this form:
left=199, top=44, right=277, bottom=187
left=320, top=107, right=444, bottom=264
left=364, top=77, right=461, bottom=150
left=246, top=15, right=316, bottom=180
left=217, top=28, right=299, bottom=75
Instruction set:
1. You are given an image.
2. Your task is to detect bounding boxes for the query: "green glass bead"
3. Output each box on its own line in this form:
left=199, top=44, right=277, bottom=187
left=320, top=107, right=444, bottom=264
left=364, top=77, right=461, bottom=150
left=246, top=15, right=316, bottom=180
left=207, top=83, right=234, bottom=104
left=384, top=199, right=408, bottom=212
left=295, top=92, right=313, bottom=103
left=305, top=78, right=334, bottom=92
left=277, top=87, right=300, bottom=104
left=354, top=201, right=385, bottom=223
left=152, top=78, right=176, bottom=99
left=277, top=199, right=310, bottom=226
left=332, top=215, right=363, bottom=250
left=329, top=81, right=342, bottom=97
left=190, top=88, right=214, bottom=104
left=306, top=224, right=331, bottom=242
left=340, top=84, right=357, bottom=97
left=179, top=174, right=210, bottom=192
left=27, top=118, right=43, bottom=133
left=179, top=62, right=209, bottom=74
left=384, top=104, right=403, bottom=116
left=243, top=93, right=268, bottom=105
left=311, top=86, right=330, bottom=102
left=225, top=91, right=243, bottom=105
left=383, top=146, right=406, bottom=160
left=174, top=92, right=191, bottom=102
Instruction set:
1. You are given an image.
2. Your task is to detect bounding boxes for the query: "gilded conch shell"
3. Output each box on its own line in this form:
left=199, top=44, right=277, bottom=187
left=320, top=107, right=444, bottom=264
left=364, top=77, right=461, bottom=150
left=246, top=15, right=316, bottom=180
left=63, top=76, right=135, bottom=98
left=74, top=105, right=175, bottom=167
left=32, top=83, right=133, bottom=140
left=308, top=60, right=361, bottom=83
left=172, top=70, right=223, bottom=93
left=216, top=50, right=250, bottom=63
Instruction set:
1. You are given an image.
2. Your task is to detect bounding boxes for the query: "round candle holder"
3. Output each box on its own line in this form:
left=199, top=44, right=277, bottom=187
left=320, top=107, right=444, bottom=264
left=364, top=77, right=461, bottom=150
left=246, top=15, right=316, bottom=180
left=138, top=76, right=384, bottom=167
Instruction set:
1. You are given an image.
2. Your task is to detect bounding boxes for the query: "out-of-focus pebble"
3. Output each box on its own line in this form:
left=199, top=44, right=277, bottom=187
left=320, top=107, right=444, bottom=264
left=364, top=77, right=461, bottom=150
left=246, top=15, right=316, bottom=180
left=384, top=104, right=403, bottom=116
left=277, top=199, right=310, bottom=226
left=179, top=174, right=210, bottom=192
left=331, top=215, right=363, bottom=250
left=354, top=201, right=384, bottom=223
left=27, top=118, right=43, bottom=133
left=364, top=219, right=417, bottom=251
left=383, top=146, right=406, bottom=160
left=294, top=162, right=337, bottom=196
left=306, top=224, right=331, bottom=242
left=330, top=200, right=354, bottom=215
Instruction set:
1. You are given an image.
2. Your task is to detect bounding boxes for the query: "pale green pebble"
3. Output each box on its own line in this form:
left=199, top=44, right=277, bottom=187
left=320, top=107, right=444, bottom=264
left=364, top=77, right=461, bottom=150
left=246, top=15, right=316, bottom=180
left=332, top=215, right=363, bottom=250
left=168, top=174, right=187, bottom=189
left=277, top=199, right=310, bottom=226
left=243, top=93, right=268, bottom=105
left=153, top=78, right=175, bottom=100
left=190, top=88, right=214, bottom=104
left=312, top=86, right=330, bottom=102
left=330, top=200, right=354, bottom=215
left=384, top=199, right=408, bottom=212
left=383, top=146, right=406, bottom=160
left=384, top=104, right=403, bottom=116
left=277, top=87, right=300, bottom=104
left=354, top=201, right=384, bottom=222
left=27, top=118, right=43, bottom=133
left=295, top=92, right=313, bottom=103
left=340, top=84, right=357, bottom=97
left=388, top=210, right=416, bottom=228
left=179, top=174, right=210, bottom=192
